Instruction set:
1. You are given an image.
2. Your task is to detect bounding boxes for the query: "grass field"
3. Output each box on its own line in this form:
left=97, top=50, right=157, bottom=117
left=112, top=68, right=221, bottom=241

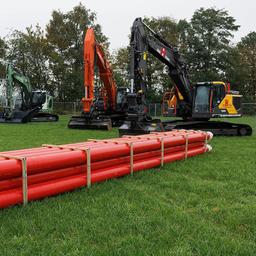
left=0, top=116, right=255, bottom=255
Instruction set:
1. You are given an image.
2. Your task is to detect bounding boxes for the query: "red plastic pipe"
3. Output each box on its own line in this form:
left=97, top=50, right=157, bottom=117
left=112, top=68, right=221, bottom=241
left=0, top=146, right=210, bottom=208
left=0, top=134, right=211, bottom=179
left=0, top=142, right=205, bottom=191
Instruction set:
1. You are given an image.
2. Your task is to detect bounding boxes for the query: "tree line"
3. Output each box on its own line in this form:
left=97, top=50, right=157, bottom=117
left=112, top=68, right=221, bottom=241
left=0, top=4, right=255, bottom=102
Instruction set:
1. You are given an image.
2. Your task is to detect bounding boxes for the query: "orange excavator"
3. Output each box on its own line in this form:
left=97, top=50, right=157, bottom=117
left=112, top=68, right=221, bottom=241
left=68, top=28, right=128, bottom=130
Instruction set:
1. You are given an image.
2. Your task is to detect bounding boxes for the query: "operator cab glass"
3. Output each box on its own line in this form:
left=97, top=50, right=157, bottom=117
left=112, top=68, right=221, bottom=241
left=116, top=90, right=124, bottom=105
left=212, top=83, right=225, bottom=107
left=116, top=88, right=129, bottom=104
left=31, top=91, right=46, bottom=107
left=193, top=84, right=211, bottom=115
left=193, top=82, right=227, bottom=119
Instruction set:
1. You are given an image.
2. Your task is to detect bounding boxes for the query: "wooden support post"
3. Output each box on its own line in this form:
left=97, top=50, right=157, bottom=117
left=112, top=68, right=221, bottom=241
left=184, top=134, right=189, bottom=160
left=0, top=154, right=28, bottom=205
left=160, top=137, right=164, bottom=167
left=86, top=148, right=91, bottom=188
left=21, top=158, right=28, bottom=205
left=129, top=142, right=134, bottom=176
left=205, top=134, right=208, bottom=146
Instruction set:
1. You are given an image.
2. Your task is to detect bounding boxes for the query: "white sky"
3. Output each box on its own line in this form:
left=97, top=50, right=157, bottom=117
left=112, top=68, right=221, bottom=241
left=0, top=0, right=255, bottom=51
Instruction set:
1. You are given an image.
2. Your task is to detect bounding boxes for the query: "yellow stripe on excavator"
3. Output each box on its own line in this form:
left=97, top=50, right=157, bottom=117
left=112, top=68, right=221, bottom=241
left=212, top=81, right=226, bottom=86
left=177, top=91, right=184, bottom=100
left=143, top=52, right=147, bottom=60
left=219, top=95, right=241, bottom=114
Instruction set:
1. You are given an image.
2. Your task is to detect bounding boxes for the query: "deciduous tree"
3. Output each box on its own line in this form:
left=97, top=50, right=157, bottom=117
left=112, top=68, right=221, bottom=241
left=179, top=8, right=239, bottom=82
left=7, top=25, right=52, bottom=92
left=0, top=37, right=7, bottom=78
left=237, top=32, right=256, bottom=100
left=46, top=3, right=108, bottom=101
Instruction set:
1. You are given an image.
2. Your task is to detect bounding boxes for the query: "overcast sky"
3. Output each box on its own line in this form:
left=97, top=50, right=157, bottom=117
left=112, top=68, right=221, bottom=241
left=0, top=0, right=255, bottom=51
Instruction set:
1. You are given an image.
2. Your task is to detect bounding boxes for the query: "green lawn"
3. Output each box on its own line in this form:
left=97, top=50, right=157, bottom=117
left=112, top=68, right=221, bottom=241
left=0, top=116, right=255, bottom=255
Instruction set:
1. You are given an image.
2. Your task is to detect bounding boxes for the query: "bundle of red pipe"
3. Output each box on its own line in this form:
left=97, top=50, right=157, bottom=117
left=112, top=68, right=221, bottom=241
left=0, top=130, right=213, bottom=209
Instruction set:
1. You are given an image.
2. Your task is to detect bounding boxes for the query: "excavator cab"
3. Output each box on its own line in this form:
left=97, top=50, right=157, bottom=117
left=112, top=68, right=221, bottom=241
left=163, top=81, right=242, bottom=120
left=31, top=90, right=47, bottom=108
left=192, top=82, right=242, bottom=119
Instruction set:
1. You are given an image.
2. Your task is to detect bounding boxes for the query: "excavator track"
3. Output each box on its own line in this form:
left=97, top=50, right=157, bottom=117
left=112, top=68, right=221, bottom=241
left=118, top=118, right=164, bottom=136
left=162, top=120, right=252, bottom=136
left=31, top=112, right=59, bottom=122
left=0, top=107, right=41, bottom=123
left=68, top=116, right=112, bottom=130
left=0, top=107, right=59, bottom=123
left=118, top=119, right=252, bottom=136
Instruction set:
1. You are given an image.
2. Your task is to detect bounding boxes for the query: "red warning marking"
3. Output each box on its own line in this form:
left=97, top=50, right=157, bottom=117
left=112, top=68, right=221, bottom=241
left=160, top=48, right=167, bottom=57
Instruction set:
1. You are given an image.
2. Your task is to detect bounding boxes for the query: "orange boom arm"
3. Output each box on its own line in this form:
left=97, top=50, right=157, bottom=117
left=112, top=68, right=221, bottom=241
left=96, top=44, right=117, bottom=111
left=81, top=28, right=117, bottom=113
left=81, top=28, right=95, bottom=113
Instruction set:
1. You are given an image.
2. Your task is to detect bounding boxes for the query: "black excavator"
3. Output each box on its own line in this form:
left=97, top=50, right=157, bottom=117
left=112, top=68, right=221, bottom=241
left=0, top=64, right=58, bottom=123
left=119, top=18, right=252, bottom=136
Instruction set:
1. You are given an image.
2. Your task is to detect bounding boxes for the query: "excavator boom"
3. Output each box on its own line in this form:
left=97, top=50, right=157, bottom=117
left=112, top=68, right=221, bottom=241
left=82, top=28, right=95, bottom=113
left=130, top=18, right=193, bottom=117
left=96, top=44, right=117, bottom=111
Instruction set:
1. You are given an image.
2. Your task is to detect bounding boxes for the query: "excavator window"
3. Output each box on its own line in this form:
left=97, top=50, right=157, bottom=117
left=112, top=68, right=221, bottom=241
left=48, top=97, right=53, bottom=109
left=116, top=90, right=124, bottom=105
left=212, top=88, right=217, bottom=108
left=31, top=91, right=46, bottom=107
left=216, top=84, right=225, bottom=102
left=194, top=85, right=210, bottom=113
left=116, top=88, right=129, bottom=107
left=212, top=84, right=225, bottom=105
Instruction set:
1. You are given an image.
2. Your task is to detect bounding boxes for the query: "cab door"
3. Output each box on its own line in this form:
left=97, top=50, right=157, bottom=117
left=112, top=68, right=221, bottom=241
left=211, top=84, right=226, bottom=116
left=192, top=84, right=211, bottom=119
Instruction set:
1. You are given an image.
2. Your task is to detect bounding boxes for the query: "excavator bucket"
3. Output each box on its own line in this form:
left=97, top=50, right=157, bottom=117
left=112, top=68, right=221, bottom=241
left=68, top=115, right=112, bottom=130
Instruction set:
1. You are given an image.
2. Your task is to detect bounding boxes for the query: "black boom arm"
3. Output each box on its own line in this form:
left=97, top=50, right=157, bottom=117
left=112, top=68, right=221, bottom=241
left=130, top=17, right=193, bottom=105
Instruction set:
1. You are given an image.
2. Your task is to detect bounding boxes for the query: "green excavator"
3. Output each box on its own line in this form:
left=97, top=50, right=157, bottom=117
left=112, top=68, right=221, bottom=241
left=0, top=64, right=58, bottom=123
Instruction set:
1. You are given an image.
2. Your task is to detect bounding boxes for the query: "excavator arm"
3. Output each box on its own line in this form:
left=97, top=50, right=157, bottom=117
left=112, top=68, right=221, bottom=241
left=130, top=17, right=193, bottom=116
left=96, top=44, right=117, bottom=111
left=81, top=28, right=95, bottom=113
left=119, top=17, right=194, bottom=135
left=81, top=28, right=117, bottom=114
left=6, top=64, right=32, bottom=111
